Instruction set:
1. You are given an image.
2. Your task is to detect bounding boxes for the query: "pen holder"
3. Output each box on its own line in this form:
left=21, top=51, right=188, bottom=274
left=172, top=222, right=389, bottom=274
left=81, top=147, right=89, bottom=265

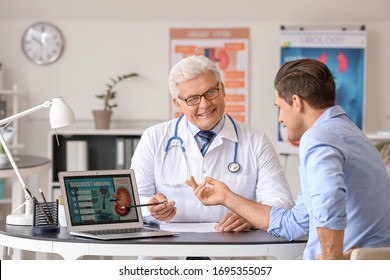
left=33, top=200, right=60, bottom=234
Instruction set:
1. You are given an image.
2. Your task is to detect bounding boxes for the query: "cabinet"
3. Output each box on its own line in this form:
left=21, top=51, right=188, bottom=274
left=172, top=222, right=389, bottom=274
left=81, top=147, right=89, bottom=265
left=0, top=89, right=24, bottom=152
left=0, top=90, right=24, bottom=206
left=48, top=129, right=143, bottom=199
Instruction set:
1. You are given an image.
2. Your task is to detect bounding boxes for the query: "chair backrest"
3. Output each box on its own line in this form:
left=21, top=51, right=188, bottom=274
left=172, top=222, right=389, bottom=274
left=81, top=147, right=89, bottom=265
left=350, top=247, right=390, bottom=260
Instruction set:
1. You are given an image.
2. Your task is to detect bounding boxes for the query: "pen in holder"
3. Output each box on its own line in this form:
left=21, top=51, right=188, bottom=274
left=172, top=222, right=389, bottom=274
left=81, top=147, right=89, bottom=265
left=33, top=199, right=60, bottom=234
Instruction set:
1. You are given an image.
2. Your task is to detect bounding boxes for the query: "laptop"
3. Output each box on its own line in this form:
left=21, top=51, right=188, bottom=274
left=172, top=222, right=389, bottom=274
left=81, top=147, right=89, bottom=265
left=58, top=169, right=175, bottom=240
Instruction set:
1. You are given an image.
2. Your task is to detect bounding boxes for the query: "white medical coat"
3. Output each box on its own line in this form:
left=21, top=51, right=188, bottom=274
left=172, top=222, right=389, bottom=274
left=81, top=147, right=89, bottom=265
left=131, top=115, right=294, bottom=223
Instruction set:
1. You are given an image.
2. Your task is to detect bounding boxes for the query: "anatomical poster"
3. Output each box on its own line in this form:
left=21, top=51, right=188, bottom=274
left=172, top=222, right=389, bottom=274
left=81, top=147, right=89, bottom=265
left=278, top=29, right=366, bottom=154
left=170, top=28, right=250, bottom=123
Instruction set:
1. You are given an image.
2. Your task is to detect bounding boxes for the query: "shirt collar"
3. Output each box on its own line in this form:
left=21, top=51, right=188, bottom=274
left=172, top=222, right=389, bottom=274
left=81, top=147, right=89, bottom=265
left=188, top=115, right=225, bottom=136
left=313, top=105, right=346, bottom=128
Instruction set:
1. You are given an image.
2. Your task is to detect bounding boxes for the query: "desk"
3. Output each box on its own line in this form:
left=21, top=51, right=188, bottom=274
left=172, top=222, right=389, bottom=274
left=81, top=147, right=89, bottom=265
left=0, top=221, right=306, bottom=260
left=0, top=155, right=51, bottom=214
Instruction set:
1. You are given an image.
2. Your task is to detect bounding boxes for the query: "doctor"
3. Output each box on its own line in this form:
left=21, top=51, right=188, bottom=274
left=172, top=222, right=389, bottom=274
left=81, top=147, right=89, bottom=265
left=131, top=55, right=294, bottom=231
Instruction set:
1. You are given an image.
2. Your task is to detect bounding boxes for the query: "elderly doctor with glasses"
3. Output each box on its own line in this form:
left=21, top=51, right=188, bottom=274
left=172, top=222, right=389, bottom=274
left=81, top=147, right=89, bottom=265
left=131, top=55, right=294, bottom=233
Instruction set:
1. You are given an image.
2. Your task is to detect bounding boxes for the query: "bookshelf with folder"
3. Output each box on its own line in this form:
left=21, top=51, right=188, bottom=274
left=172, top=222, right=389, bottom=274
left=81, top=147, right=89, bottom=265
left=0, top=89, right=25, bottom=214
left=48, top=129, right=143, bottom=200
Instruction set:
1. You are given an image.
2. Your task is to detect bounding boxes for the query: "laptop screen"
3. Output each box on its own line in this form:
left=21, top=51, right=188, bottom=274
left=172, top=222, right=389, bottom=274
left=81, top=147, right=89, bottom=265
left=62, top=173, right=140, bottom=226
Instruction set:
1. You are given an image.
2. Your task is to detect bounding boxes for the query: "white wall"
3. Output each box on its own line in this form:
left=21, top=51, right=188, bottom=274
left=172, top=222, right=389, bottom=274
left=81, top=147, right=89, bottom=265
left=1, top=0, right=390, bottom=199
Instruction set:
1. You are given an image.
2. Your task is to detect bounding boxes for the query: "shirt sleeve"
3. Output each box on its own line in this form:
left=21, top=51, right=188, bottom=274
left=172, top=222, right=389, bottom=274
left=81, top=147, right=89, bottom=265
left=255, top=133, right=295, bottom=209
left=300, top=129, right=348, bottom=230
left=268, top=192, right=309, bottom=240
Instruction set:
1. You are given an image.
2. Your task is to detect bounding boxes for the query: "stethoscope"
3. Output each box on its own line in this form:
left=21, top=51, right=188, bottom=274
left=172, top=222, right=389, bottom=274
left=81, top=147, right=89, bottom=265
left=163, top=114, right=241, bottom=174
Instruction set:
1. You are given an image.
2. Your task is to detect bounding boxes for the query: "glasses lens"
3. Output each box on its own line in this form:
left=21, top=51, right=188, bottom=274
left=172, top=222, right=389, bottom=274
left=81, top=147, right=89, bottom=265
left=186, top=96, right=201, bottom=106
left=204, top=88, right=219, bottom=100
left=184, top=84, right=220, bottom=106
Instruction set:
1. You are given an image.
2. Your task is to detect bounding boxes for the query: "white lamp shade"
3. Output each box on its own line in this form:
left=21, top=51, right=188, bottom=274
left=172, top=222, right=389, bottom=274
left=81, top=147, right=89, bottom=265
left=49, top=97, right=76, bottom=129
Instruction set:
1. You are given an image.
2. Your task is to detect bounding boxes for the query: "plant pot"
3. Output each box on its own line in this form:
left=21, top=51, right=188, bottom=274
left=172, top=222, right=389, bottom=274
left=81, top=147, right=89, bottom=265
left=92, top=110, right=112, bottom=129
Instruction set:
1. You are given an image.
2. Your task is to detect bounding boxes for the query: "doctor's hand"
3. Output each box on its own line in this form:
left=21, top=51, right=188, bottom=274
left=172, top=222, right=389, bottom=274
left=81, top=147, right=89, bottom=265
left=216, top=211, right=253, bottom=232
left=186, top=176, right=230, bottom=206
left=148, top=193, right=176, bottom=222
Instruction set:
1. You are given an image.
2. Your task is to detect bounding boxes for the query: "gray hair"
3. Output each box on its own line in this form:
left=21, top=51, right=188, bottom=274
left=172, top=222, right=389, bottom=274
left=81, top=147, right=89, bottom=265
left=168, top=55, right=222, bottom=98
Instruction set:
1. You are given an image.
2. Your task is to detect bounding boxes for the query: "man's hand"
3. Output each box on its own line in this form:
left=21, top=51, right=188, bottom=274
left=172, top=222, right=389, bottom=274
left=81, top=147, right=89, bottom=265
left=216, top=211, right=253, bottom=232
left=148, top=193, right=176, bottom=222
left=316, top=246, right=360, bottom=260
left=186, top=176, right=271, bottom=231
left=186, top=176, right=230, bottom=206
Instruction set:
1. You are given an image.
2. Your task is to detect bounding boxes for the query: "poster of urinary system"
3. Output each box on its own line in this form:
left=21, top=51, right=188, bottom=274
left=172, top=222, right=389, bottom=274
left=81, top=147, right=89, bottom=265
left=170, top=28, right=250, bottom=123
left=278, top=29, right=366, bottom=154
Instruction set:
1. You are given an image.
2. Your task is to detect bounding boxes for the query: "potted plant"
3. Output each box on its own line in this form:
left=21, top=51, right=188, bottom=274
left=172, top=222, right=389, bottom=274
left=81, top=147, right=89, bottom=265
left=93, top=72, right=138, bottom=129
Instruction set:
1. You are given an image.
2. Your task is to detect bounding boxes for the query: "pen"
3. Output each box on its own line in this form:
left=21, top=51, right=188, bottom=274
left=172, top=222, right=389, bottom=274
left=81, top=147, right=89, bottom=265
left=120, top=201, right=168, bottom=209
left=39, top=188, right=48, bottom=203
left=24, top=187, right=53, bottom=226
left=23, top=186, right=35, bottom=200
left=39, top=188, right=55, bottom=225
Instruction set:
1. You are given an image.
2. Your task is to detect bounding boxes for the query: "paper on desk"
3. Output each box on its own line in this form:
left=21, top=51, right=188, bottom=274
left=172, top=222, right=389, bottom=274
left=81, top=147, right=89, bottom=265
left=160, top=222, right=218, bottom=232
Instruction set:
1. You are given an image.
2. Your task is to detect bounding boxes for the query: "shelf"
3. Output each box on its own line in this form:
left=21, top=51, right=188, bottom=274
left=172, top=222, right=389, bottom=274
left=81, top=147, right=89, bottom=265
left=0, top=89, right=24, bottom=154
left=0, top=89, right=24, bottom=95
left=366, top=133, right=390, bottom=141
left=0, top=89, right=24, bottom=220
left=0, top=198, right=12, bottom=204
left=48, top=129, right=143, bottom=200
left=52, top=128, right=144, bottom=136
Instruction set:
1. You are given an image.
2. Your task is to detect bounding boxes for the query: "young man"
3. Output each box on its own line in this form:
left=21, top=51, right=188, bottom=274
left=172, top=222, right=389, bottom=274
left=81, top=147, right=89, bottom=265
left=187, top=58, right=390, bottom=260
left=131, top=55, right=293, bottom=231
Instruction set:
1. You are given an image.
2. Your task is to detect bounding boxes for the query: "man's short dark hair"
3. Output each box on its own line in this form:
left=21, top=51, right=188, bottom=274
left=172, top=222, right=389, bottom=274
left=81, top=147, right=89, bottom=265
left=274, top=58, right=336, bottom=109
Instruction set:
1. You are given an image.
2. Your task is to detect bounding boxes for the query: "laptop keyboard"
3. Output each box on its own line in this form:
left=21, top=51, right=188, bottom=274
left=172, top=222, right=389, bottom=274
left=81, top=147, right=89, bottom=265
left=86, top=227, right=157, bottom=236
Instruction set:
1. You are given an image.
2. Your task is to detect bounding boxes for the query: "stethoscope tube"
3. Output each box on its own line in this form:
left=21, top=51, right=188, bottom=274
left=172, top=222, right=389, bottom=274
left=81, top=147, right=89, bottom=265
left=164, top=114, right=185, bottom=153
left=226, top=114, right=240, bottom=173
left=165, top=114, right=240, bottom=173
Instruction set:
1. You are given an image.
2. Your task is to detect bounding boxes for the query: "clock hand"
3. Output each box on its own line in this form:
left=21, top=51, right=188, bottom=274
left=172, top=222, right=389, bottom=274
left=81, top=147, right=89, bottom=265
left=32, top=36, right=43, bottom=46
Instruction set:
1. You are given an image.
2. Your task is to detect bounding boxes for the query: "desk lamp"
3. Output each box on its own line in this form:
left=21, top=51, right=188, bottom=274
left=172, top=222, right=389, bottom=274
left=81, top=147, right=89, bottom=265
left=0, top=97, right=75, bottom=225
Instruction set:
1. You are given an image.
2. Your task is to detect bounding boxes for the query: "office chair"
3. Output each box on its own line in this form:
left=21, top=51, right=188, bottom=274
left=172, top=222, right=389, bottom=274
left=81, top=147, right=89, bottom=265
left=350, top=247, right=390, bottom=260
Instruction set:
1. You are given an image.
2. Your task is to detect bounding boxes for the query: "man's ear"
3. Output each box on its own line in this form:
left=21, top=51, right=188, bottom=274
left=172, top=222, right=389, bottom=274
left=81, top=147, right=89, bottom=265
left=173, top=98, right=183, bottom=113
left=220, top=82, right=226, bottom=98
left=292, top=94, right=304, bottom=112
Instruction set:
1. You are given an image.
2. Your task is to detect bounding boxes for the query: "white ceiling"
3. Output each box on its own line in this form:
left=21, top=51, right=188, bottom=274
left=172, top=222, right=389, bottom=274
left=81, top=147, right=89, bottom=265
left=1, top=0, right=389, bottom=22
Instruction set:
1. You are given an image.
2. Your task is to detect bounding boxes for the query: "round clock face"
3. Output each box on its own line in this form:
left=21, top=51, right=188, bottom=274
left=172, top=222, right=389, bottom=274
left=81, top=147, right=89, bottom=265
left=21, top=22, right=64, bottom=65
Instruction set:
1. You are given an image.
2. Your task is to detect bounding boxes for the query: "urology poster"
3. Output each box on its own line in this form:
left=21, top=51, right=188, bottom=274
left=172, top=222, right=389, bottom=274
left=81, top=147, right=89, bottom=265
left=170, top=28, right=250, bottom=123
left=278, top=29, right=367, bottom=154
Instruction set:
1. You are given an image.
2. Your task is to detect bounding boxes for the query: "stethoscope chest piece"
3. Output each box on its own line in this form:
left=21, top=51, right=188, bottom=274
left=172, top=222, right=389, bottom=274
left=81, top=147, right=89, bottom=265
left=228, top=162, right=240, bottom=173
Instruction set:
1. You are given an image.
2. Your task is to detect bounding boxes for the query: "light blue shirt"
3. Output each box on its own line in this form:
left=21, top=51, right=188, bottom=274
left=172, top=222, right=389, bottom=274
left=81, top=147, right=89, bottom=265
left=268, top=106, right=390, bottom=259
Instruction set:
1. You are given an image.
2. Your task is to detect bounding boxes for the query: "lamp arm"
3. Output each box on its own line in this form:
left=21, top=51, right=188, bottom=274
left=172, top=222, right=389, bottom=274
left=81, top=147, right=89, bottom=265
left=0, top=132, right=28, bottom=191
left=1, top=97, right=74, bottom=225
left=0, top=101, right=51, bottom=126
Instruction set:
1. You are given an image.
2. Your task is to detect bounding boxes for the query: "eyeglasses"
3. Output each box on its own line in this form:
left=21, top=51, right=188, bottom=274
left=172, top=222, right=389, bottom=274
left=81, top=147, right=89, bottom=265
left=178, top=83, right=220, bottom=106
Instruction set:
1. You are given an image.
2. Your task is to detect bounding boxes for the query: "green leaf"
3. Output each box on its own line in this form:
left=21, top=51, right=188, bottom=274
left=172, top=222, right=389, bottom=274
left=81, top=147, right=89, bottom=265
left=96, top=72, right=139, bottom=110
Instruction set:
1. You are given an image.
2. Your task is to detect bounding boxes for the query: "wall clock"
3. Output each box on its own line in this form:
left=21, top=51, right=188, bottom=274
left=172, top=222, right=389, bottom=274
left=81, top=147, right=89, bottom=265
left=21, top=22, right=65, bottom=65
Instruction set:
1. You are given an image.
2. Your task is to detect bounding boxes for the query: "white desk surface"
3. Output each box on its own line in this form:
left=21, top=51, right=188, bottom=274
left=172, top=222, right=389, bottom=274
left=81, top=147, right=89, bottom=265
left=0, top=221, right=306, bottom=260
